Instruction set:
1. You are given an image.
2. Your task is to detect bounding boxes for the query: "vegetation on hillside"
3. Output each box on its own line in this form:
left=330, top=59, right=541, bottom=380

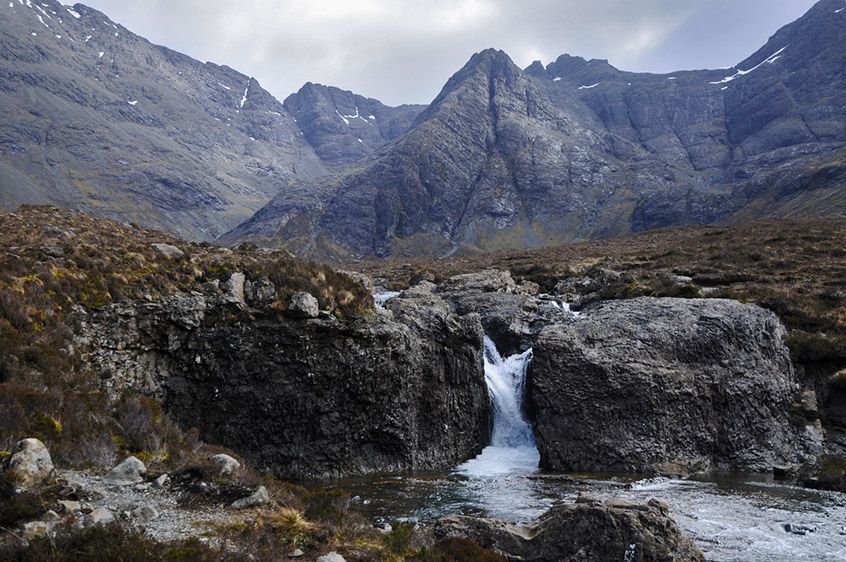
left=355, top=218, right=846, bottom=362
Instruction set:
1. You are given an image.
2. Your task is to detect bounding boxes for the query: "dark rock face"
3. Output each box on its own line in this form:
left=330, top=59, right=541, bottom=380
left=434, top=498, right=705, bottom=562
left=232, top=1, right=846, bottom=260
left=75, top=290, right=490, bottom=479
left=528, top=297, right=807, bottom=474
left=283, top=83, right=424, bottom=166
left=0, top=0, right=327, bottom=240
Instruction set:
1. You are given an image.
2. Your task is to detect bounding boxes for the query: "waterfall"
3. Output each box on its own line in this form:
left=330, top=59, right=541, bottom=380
left=457, top=336, right=539, bottom=476
left=483, top=336, right=535, bottom=448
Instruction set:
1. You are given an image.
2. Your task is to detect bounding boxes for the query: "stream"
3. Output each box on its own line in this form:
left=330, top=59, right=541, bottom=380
left=334, top=323, right=846, bottom=561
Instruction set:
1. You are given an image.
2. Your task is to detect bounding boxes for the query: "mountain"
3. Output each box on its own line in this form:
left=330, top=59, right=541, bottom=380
left=0, top=1, right=330, bottom=240
left=229, top=0, right=846, bottom=260
left=283, top=83, right=425, bottom=166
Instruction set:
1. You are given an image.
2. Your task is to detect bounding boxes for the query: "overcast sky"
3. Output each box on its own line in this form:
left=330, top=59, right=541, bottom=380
left=82, top=0, right=818, bottom=106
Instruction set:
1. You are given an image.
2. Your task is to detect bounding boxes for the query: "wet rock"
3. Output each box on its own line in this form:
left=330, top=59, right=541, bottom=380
left=151, top=243, right=184, bottom=258
left=231, top=486, right=269, bottom=509
left=287, top=291, right=319, bottom=319
left=529, top=298, right=803, bottom=474
left=773, top=465, right=798, bottom=481
left=574, top=492, right=599, bottom=505
left=8, top=438, right=54, bottom=490
left=434, top=499, right=705, bottom=562
left=783, top=523, right=816, bottom=535
left=104, top=456, right=147, bottom=486
left=210, top=454, right=241, bottom=476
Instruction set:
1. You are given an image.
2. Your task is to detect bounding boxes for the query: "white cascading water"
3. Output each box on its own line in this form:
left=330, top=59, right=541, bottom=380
left=457, top=336, right=540, bottom=477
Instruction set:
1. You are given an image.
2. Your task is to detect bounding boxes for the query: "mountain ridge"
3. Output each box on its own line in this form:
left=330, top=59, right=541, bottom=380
left=228, top=0, right=846, bottom=260
left=1, top=0, right=844, bottom=255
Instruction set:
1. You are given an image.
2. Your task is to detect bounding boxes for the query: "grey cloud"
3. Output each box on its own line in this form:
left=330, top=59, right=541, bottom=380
left=82, top=0, right=817, bottom=106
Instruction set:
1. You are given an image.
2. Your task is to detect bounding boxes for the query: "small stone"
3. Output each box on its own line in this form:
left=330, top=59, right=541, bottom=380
left=8, top=438, right=54, bottom=490
left=783, top=523, right=816, bottom=535
left=39, top=246, right=64, bottom=258
left=151, top=243, right=184, bottom=258
left=104, top=456, right=146, bottom=486
left=130, top=505, right=159, bottom=523
left=83, top=507, right=115, bottom=527
left=575, top=492, right=599, bottom=505
left=59, top=500, right=81, bottom=513
left=287, top=292, right=319, bottom=319
left=210, top=454, right=241, bottom=476
left=41, top=510, right=61, bottom=523
left=288, top=549, right=305, bottom=558
left=231, top=486, right=269, bottom=509
left=152, top=474, right=170, bottom=489
left=316, top=553, right=346, bottom=562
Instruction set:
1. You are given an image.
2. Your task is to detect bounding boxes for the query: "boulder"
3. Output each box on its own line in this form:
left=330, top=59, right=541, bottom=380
left=440, top=270, right=516, bottom=294
left=82, top=507, right=115, bottom=527
left=8, top=438, right=54, bottom=489
left=151, top=243, right=184, bottom=258
left=224, top=272, right=247, bottom=305
left=434, top=499, right=704, bottom=562
left=316, top=553, right=346, bottom=562
left=210, top=454, right=241, bottom=476
left=231, top=486, right=269, bottom=509
left=59, top=500, right=81, bottom=513
left=152, top=474, right=169, bottom=489
left=21, top=521, right=53, bottom=540
left=130, top=505, right=159, bottom=523
left=529, top=298, right=804, bottom=474
left=245, top=277, right=277, bottom=305
left=163, top=289, right=488, bottom=479
left=104, top=456, right=146, bottom=486
left=287, top=292, right=319, bottom=319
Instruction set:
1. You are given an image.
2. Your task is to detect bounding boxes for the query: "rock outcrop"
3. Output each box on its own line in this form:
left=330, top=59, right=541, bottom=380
left=528, top=297, right=806, bottom=474
left=434, top=498, right=705, bottom=562
left=7, top=438, right=54, bottom=490
left=75, top=287, right=489, bottom=479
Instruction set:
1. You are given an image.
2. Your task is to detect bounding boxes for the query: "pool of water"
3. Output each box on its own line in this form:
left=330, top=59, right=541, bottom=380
left=333, top=457, right=846, bottom=562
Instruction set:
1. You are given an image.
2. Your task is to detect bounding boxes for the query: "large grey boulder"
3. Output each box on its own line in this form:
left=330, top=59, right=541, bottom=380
left=231, top=486, right=269, bottom=509
left=210, top=454, right=241, bottom=476
left=104, top=456, right=147, bottom=486
left=287, top=292, right=319, bottom=319
left=435, top=498, right=705, bottom=562
left=529, top=297, right=804, bottom=474
left=8, top=438, right=54, bottom=490
left=151, top=244, right=184, bottom=259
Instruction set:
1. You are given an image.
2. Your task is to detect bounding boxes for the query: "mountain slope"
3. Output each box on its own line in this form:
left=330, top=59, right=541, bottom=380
left=230, top=0, right=846, bottom=260
left=0, top=0, right=328, bottom=240
left=283, top=83, right=424, bottom=166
